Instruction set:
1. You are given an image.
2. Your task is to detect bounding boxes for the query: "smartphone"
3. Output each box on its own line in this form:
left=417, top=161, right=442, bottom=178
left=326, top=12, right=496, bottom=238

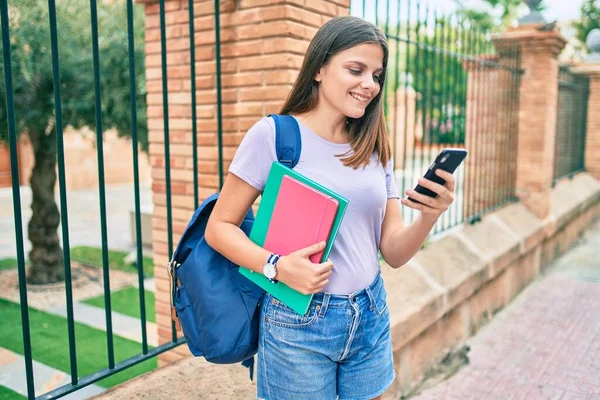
left=407, top=148, right=468, bottom=203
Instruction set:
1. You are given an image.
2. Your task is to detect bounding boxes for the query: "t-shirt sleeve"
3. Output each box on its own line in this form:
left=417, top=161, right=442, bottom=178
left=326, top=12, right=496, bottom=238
left=228, top=117, right=277, bottom=192
left=385, top=157, right=400, bottom=199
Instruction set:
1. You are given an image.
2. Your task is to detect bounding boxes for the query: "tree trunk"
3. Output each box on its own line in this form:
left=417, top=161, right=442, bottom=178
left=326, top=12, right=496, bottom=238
left=26, top=128, right=64, bottom=284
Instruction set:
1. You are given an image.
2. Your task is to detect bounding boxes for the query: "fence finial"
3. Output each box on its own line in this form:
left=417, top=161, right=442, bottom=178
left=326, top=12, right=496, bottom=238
left=586, top=29, right=600, bottom=62
left=518, top=0, right=546, bottom=25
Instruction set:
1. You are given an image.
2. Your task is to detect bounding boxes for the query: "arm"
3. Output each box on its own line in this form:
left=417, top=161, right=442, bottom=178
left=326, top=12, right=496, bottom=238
left=380, top=169, right=456, bottom=269
left=204, top=173, right=272, bottom=274
left=205, top=172, right=333, bottom=294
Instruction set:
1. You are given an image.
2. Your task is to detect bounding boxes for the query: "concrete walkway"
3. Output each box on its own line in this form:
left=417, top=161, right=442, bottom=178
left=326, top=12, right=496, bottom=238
left=0, top=348, right=105, bottom=399
left=45, top=302, right=158, bottom=347
left=414, top=219, right=600, bottom=400
left=0, top=183, right=151, bottom=259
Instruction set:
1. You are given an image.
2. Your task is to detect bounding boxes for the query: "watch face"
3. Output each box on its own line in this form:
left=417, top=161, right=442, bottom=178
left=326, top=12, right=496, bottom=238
left=263, top=263, right=276, bottom=279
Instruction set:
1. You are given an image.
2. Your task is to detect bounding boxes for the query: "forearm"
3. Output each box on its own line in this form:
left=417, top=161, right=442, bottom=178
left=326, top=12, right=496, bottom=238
left=205, top=221, right=271, bottom=274
left=381, top=215, right=436, bottom=268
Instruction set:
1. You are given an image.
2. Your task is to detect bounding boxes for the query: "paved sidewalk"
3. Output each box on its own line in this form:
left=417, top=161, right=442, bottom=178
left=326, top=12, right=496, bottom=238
left=0, top=348, right=105, bottom=399
left=46, top=301, right=158, bottom=347
left=0, top=184, right=151, bottom=259
left=414, top=220, right=600, bottom=400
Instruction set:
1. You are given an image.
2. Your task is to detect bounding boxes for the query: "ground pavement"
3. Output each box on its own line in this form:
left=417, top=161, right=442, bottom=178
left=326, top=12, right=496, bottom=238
left=414, top=219, right=600, bottom=400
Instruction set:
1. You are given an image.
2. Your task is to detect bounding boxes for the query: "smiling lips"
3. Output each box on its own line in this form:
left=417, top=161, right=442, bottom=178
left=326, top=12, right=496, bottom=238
left=350, top=92, right=370, bottom=103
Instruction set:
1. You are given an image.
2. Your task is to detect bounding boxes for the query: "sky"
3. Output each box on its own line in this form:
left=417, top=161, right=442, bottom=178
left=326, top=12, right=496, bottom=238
left=351, top=0, right=587, bottom=24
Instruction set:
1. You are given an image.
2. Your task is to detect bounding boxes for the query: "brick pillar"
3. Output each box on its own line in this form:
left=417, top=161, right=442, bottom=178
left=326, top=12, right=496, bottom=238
left=388, top=84, right=419, bottom=171
left=492, top=28, right=566, bottom=219
left=138, top=0, right=350, bottom=366
left=462, top=56, right=505, bottom=218
left=571, top=63, right=600, bottom=180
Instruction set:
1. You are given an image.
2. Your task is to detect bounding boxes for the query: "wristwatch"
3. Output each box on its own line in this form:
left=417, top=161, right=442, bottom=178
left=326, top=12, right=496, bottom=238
left=262, top=253, right=280, bottom=284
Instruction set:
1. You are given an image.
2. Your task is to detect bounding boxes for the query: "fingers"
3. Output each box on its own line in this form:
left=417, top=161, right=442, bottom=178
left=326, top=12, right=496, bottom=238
left=316, top=259, right=333, bottom=274
left=416, top=177, right=453, bottom=202
left=294, top=241, right=326, bottom=258
left=404, top=188, right=439, bottom=209
left=401, top=196, right=428, bottom=211
left=435, top=169, right=456, bottom=192
left=308, top=261, right=332, bottom=294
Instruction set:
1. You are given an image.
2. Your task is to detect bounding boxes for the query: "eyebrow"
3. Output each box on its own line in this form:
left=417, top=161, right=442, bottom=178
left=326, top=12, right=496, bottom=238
left=346, top=60, right=384, bottom=73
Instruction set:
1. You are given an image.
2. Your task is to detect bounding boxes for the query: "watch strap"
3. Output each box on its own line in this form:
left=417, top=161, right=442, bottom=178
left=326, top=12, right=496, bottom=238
left=266, top=253, right=280, bottom=283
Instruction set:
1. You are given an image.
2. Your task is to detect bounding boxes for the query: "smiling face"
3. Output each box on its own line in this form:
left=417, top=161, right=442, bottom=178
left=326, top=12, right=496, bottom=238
left=315, top=43, right=384, bottom=119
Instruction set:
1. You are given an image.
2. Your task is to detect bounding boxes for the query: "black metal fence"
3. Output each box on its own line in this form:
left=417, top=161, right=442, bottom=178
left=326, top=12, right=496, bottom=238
left=354, top=0, right=522, bottom=233
left=1, top=0, right=188, bottom=398
left=554, top=65, right=589, bottom=183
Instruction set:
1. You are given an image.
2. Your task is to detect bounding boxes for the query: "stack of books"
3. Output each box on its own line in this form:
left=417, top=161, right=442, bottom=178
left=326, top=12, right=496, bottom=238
left=239, top=161, right=348, bottom=315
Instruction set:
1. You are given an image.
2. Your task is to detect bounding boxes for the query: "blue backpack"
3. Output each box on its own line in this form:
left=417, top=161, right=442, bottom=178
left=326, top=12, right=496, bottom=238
left=169, top=114, right=302, bottom=379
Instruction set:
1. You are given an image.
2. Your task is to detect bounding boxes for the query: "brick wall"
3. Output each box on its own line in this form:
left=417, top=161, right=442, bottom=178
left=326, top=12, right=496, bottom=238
left=140, top=0, right=350, bottom=366
left=464, top=58, right=501, bottom=217
left=491, top=29, right=567, bottom=220
left=584, top=72, right=600, bottom=180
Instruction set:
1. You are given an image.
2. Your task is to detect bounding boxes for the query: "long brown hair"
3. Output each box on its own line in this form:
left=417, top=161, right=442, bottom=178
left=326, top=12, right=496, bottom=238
left=280, top=16, right=391, bottom=169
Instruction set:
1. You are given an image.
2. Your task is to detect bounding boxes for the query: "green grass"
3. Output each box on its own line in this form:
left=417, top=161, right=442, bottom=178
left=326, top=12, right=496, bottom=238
left=82, top=287, right=156, bottom=323
left=0, top=386, right=26, bottom=400
left=0, top=298, right=156, bottom=388
left=0, top=258, right=18, bottom=271
left=0, top=245, right=154, bottom=278
left=70, top=246, right=154, bottom=278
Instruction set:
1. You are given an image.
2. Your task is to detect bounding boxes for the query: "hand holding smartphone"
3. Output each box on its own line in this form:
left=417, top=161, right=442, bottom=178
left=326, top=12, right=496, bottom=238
left=407, top=148, right=467, bottom=204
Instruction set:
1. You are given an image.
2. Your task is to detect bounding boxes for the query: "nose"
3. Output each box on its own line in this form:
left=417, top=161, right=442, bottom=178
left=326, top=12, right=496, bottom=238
left=360, top=76, right=376, bottom=91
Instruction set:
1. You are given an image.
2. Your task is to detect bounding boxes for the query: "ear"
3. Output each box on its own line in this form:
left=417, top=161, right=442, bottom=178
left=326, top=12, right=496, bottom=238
left=315, top=67, right=323, bottom=83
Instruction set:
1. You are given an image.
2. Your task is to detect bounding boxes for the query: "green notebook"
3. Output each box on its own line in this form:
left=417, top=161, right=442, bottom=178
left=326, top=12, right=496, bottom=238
left=239, top=161, right=349, bottom=315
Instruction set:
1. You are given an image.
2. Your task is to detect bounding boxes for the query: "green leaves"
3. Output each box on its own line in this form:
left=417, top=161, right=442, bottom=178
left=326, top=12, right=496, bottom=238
left=0, top=0, right=147, bottom=152
left=452, top=0, right=530, bottom=32
left=573, top=0, right=600, bottom=51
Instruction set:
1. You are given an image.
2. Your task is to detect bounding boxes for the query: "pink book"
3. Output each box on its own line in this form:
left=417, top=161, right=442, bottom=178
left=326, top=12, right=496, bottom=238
left=264, top=175, right=339, bottom=263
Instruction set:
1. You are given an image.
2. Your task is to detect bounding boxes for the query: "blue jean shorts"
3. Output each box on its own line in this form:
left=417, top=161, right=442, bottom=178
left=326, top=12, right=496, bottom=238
left=257, top=271, right=395, bottom=400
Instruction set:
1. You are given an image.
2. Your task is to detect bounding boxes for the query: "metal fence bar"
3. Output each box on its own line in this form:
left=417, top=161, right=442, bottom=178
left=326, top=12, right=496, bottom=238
left=420, top=5, right=431, bottom=222
left=1, top=1, right=35, bottom=398
left=48, top=0, right=79, bottom=385
left=38, top=338, right=186, bottom=400
left=439, top=15, right=449, bottom=231
left=554, top=66, right=589, bottom=182
left=401, top=0, right=411, bottom=203
left=215, top=0, right=224, bottom=189
left=383, top=0, right=390, bottom=113
left=450, top=16, right=463, bottom=228
left=126, top=0, right=149, bottom=354
left=90, top=0, right=116, bottom=369
left=189, top=0, right=199, bottom=208
left=482, top=35, right=494, bottom=217
left=157, top=0, right=176, bottom=341
left=466, top=26, right=480, bottom=221
left=429, top=12, right=440, bottom=233
left=410, top=0, right=422, bottom=225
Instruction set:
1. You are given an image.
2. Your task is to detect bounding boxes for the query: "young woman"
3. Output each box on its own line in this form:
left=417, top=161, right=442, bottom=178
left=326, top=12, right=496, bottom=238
left=205, top=16, right=455, bottom=400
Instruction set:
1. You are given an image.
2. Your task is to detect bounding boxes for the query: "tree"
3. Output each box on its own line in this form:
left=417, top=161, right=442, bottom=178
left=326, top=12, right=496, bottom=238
left=0, top=0, right=147, bottom=283
left=453, top=0, right=544, bottom=32
left=573, top=0, right=600, bottom=51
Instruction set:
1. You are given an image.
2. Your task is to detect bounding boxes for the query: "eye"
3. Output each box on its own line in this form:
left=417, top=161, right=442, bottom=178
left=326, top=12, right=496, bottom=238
left=349, top=68, right=362, bottom=75
left=373, top=74, right=382, bottom=83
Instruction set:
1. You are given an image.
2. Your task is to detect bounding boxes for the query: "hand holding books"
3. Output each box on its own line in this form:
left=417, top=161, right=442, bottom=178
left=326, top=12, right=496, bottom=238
left=276, top=241, right=334, bottom=295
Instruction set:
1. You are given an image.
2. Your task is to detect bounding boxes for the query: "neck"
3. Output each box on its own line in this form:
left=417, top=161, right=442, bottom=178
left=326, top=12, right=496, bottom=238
left=296, top=104, right=349, bottom=144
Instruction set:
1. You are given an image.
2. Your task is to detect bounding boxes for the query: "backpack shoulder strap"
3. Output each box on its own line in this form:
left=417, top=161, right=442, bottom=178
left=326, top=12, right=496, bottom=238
left=269, top=114, right=302, bottom=169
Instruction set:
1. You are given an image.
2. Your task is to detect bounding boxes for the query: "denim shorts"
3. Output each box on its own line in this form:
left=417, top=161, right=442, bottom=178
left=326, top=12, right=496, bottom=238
left=257, top=271, right=395, bottom=400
